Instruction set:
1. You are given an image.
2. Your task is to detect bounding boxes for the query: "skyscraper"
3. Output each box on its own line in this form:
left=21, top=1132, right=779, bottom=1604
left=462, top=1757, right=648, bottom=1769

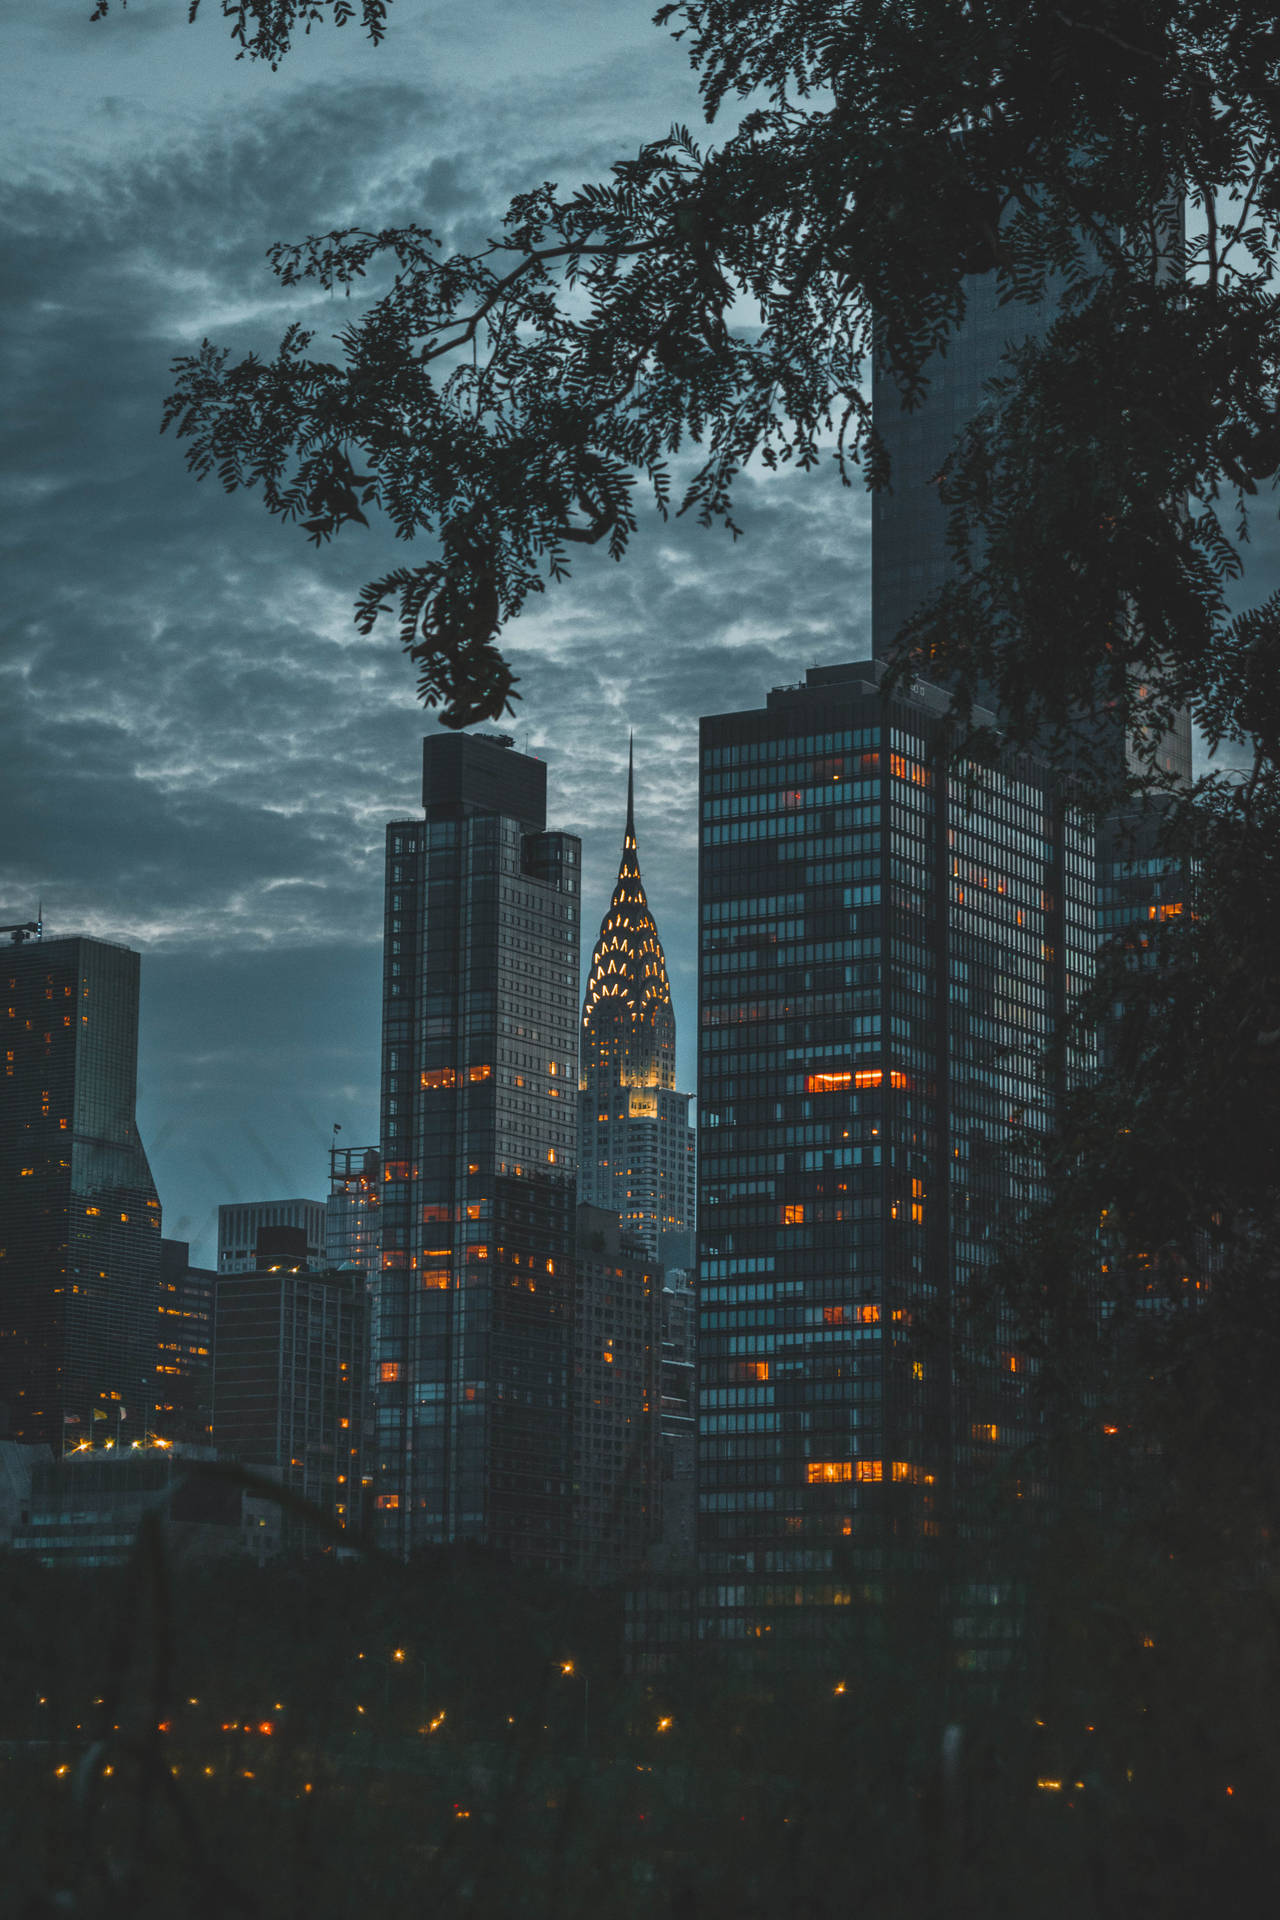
left=871, top=274, right=1193, bottom=788
left=213, top=1251, right=368, bottom=1546
left=696, top=662, right=1092, bottom=1644
left=579, top=745, right=695, bottom=1261
left=155, top=1237, right=215, bottom=1443
left=0, top=934, right=162, bottom=1449
left=572, top=1201, right=660, bottom=1579
left=375, top=732, right=582, bottom=1566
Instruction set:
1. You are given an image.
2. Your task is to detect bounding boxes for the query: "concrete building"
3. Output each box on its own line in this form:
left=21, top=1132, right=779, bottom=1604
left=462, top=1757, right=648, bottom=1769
left=374, top=732, right=582, bottom=1566
left=155, top=1238, right=215, bottom=1443
left=214, top=1253, right=368, bottom=1547
left=0, top=933, right=162, bottom=1449
left=217, top=1199, right=325, bottom=1275
left=572, top=1202, right=661, bottom=1579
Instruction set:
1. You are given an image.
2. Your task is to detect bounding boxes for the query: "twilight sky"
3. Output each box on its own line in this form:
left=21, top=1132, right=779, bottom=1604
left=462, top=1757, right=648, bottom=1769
left=2, top=1, right=873, bottom=1263
left=5, top=5, right=1274, bottom=1267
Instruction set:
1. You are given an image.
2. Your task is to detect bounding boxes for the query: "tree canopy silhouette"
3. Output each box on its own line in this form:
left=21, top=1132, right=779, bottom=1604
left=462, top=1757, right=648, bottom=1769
left=155, top=1, right=1280, bottom=748
left=90, top=0, right=391, bottom=66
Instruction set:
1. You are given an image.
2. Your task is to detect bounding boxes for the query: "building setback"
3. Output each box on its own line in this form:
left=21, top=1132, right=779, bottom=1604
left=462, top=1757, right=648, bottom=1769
left=696, top=661, right=1093, bottom=1646
left=375, top=732, right=582, bottom=1567
left=578, top=745, right=695, bottom=1262
left=0, top=935, right=162, bottom=1449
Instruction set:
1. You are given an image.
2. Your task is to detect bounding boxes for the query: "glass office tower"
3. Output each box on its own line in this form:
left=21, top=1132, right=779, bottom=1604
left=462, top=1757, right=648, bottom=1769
left=696, top=662, right=1093, bottom=1643
left=579, top=746, right=695, bottom=1261
left=375, top=733, right=582, bottom=1567
left=0, top=935, right=161, bottom=1448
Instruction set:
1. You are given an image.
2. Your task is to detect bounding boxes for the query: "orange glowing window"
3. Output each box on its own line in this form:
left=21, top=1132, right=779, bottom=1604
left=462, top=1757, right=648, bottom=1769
left=734, top=1361, right=770, bottom=1381
left=466, top=1245, right=489, bottom=1263
left=421, top=1270, right=451, bottom=1290
left=971, top=1423, right=999, bottom=1442
left=857, top=1303, right=880, bottom=1325
left=466, top=1204, right=482, bottom=1221
left=807, top=1461, right=853, bottom=1483
left=889, top=753, right=931, bottom=786
left=468, top=1063, right=492, bottom=1082
left=1147, top=902, right=1184, bottom=921
left=422, top=1203, right=449, bottom=1223
left=85, top=1205, right=100, bottom=1216
left=891, top=1461, right=925, bottom=1483
left=380, top=1362, right=402, bottom=1383
left=855, top=1460, right=883, bottom=1483
left=421, top=1068, right=457, bottom=1089
left=823, top=1306, right=846, bottom=1326
left=888, top=1071, right=910, bottom=1089
left=375, top=1494, right=400, bottom=1510
left=782, top=1204, right=805, bottom=1225
left=807, top=1070, right=852, bottom=1093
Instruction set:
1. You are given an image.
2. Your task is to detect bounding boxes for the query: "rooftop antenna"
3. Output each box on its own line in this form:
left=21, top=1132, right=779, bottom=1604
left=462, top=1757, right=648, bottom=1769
left=625, top=730, right=636, bottom=844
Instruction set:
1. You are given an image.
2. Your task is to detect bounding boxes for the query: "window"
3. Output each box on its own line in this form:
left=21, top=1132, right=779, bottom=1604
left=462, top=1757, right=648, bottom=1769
left=380, top=1362, right=402, bottom=1383
left=421, top=1068, right=457, bottom=1089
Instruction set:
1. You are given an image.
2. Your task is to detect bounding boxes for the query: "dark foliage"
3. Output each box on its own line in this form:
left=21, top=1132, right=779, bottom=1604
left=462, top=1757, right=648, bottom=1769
left=89, top=0, right=391, bottom=68
left=157, top=2, right=1280, bottom=737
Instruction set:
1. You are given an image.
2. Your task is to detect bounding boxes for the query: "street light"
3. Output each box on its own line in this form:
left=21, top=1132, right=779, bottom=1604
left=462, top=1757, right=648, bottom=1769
left=559, top=1660, right=590, bottom=1754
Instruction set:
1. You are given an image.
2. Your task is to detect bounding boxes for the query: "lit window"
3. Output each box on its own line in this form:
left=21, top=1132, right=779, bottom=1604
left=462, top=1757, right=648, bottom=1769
left=782, top=1204, right=805, bottom=1225
left=971, top=1423, right=999, bottom=1442
left=468, top=1063, right=492, bottom=1083
left=380, top=1361, right=402, bottom=1383
left=421, top=1068, right=457, bottom=1089
left=807, top=1462, right=853, bottom=1484
left=855, top=1461, right=883, bottom=1482
left=421, top=1270, right=451, bottom=1290
left=375, top=1495, right=400, bottom=1511
left=857, top=1304, right=880, bottom=1325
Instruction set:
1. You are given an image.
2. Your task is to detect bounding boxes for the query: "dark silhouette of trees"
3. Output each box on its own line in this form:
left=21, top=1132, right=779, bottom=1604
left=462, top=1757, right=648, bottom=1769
left=90, top=0, right=391, bottom=66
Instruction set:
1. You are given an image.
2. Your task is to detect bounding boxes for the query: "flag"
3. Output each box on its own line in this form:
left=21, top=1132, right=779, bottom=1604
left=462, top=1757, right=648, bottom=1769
left=63, top=1414, right=80, bottom=1425
left=118, top=1408, right=127, bottom=1420
left=92, top=1407, right=107, bottom=1421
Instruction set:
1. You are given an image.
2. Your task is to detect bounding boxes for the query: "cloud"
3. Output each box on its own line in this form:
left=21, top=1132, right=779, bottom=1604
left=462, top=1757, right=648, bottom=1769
left=3, top=24, right=862, bottom=1260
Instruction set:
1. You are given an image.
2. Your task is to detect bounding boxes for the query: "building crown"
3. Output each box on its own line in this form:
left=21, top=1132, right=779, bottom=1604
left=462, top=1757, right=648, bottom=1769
left=581, top=738, right=674, bottom=1046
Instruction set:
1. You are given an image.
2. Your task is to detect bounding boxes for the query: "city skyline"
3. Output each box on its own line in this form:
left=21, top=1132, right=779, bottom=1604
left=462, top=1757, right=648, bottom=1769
left=1, top=5, right=1265, bottom=1269
left=1, top=6, right=874, bottom=1269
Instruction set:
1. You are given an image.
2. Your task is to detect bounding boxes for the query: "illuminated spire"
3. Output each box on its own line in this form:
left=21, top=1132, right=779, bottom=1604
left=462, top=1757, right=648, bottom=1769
left=581, top=740, right=674, bottom=1083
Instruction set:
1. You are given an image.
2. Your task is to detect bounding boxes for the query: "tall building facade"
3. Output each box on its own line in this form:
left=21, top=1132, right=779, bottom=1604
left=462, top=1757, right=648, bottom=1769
left=572, top=1201, right=660, bottom=1579
left=155, top=1238, right=215, bottom=1443
left=0, top=935, right=162, bottom=1448
left=213, top=1256, right=368, bottom=1544
left=872, top=273, right=1193, bottom=790
left=375, top=733, right=582, bottom=1566
left=696, top=662, right=1093, bottom=1643
left=218, top=1199, right=325, bottom=1274
left=579, top=748, right=695, bottom=1261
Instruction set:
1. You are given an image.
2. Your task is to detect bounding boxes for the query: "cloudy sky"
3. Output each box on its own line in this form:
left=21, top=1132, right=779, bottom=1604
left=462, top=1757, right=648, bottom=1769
left=2, top=2, right=872, bottom=1263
